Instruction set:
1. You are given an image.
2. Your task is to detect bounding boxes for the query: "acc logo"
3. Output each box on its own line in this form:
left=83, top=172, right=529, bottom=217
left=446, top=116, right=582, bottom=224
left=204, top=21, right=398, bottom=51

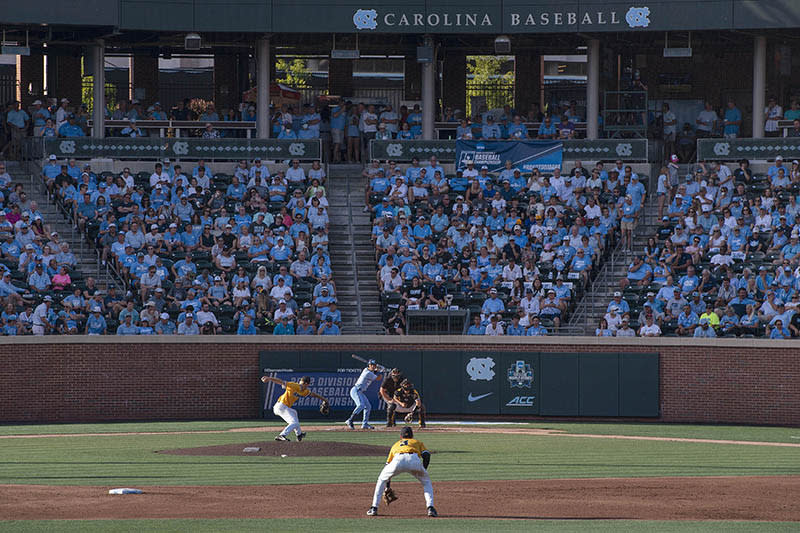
left=466, top=357, right=495, bottom=381
left=616, top=143, right=633, bottom=157
left=289, top=142, right=306, bottom=156
left=507, top=360, right=533, bottom=388
left=172, top=141, right=189, bottom=156
left=625, top=7, right=650, bottom=28
left=353, top=9, right=378, bottom=30
left=713, top=142, right=730, bottom=156
left=59, top=140, right=76, bottom=154
left=506, top=396, right=535, bottom=407
left=386, top=143, right=403, bottom=157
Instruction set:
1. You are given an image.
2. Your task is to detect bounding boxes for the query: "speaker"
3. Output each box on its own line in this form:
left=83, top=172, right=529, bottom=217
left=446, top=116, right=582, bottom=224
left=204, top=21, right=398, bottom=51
left=494, top=35, right=511, bottom=54
left=185, top=33, right=202, bottom=51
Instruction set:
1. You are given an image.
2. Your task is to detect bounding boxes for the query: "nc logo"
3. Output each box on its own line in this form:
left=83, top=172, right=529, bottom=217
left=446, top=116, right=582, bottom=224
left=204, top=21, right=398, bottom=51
left=625, top=7, right=650, bottom=28
left=172, top=141, right=189, bottom=155
left=353, top=9, right=378, bottom=30
left=59, top=140, right=76, bottom=154
left=616, top=143, right=633, bottom=157
left=386, top=143, right=403, bottom=157
left=713, top=142, right=730, bottom=156
left=289, top=143, right=306, bottom=156
left=466, top=357, right=495, bottom=381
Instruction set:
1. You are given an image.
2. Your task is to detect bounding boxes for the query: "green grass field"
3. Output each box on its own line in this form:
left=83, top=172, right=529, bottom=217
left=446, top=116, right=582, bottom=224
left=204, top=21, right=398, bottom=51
left=1, top=420, right=798, bottom=531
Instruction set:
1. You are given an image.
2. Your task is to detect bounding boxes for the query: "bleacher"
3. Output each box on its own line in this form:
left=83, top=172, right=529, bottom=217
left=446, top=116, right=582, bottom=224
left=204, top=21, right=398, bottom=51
left=366, top=159, right=636, bottom=335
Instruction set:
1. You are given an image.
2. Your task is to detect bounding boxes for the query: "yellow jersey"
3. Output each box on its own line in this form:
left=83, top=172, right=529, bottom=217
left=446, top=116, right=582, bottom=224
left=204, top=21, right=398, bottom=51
left=278, top=381, right=310, bottom=407
left=386, top=438, right=427, bottom=463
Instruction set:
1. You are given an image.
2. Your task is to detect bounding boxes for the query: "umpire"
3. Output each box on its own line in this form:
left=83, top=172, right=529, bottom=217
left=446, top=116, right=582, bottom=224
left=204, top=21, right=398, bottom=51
left=380, top=368, right=404, bottom=427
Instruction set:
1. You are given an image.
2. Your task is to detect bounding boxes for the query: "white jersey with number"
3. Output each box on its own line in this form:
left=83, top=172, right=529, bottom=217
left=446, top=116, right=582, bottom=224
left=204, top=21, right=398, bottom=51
left=354, top=368, right=379, bottom=391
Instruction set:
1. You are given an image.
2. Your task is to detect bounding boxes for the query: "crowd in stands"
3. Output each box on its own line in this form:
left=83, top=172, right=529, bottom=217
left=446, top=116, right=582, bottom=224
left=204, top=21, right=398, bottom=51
left=0, top=154, right=343, bottom=336
left=449, top=102, right=582, bottom=142
left=366, top=155, right=644, bottom=335
left=602, top=154, right=800, bottom=339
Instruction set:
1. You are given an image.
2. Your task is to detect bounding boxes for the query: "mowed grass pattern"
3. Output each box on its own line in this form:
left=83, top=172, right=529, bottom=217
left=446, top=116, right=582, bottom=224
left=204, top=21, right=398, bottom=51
left=1, top=519, right=799, bottom=533
left=1, top=424, right=799, bottom=486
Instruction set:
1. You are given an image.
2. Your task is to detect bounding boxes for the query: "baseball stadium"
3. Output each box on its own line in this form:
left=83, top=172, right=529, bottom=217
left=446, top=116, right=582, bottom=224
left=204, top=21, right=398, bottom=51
left=1, top=1, right=800, bottom=531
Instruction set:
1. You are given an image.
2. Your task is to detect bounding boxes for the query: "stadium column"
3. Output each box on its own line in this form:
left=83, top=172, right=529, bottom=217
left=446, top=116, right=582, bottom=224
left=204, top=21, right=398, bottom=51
left=328, top=59, right=354, bottom=98
left=256, top=37, right=270, bottom=139
left=752, top=35, right=766, bottom=139
left=46, top=53, right=82, bottom=106
left=91, top=41, right=105, bottom=138
left=15, top=54, right=44, bottom=107
left=586, top=39, right=600, bottom=140
left=213, top=51, right=237, bottom=111
left=129, top=54, right=158, bottom=105
left=421, top=34, right=436, bottom=140
left=514, top=52, right=540, bottom=120
left=442, top=50, right=466, bottom=119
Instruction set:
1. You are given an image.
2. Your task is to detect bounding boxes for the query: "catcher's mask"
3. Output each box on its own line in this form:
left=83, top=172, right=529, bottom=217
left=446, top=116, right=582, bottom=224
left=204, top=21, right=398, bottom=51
left=390, top=368, right=402, bottom=378
left=400, top=426, right=414, bottom=439
left=401, top=379, right=413, bottom=390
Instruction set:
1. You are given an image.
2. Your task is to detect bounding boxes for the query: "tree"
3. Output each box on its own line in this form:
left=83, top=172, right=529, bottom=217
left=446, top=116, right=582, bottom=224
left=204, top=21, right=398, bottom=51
left=276, top=58, right=311, bottom=89
left=466, top=55, right=515, bottom=117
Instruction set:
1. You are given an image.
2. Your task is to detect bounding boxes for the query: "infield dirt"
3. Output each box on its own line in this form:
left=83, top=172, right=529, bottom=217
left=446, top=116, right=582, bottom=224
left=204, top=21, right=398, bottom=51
left=2, top=477, right=799, bottom=521
left=159, top=440, right=388, bottom=457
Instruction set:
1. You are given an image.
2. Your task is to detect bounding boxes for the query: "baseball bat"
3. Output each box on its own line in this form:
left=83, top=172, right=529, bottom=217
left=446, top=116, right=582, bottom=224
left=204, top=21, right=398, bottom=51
left=351, top=354, right=388, bottom=372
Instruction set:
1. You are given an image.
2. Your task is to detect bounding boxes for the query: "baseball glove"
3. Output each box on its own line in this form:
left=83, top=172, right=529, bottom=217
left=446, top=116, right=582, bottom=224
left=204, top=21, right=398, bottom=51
left=382, top=486, right=398, bottom=505
left=319, top=401, right=330, bottom=416
left=404, top=412, right=414, bottom=423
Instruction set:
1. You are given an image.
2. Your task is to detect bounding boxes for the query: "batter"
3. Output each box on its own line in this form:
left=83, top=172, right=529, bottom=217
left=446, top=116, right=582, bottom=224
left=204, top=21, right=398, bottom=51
left=346, top=359, right=382, bottom=429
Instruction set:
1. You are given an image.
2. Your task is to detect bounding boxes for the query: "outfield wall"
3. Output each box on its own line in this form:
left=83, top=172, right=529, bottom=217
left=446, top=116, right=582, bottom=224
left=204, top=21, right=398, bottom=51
left=1, top=336, right=798, bottom=426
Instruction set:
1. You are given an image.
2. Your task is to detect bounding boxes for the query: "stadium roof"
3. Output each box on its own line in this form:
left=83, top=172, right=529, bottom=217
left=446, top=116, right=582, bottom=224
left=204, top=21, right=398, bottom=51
left=2, top=0, right=800, bottom=35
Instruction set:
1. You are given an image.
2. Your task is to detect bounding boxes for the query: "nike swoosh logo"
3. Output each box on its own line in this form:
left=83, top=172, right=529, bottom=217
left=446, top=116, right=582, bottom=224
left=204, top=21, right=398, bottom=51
left=467, top=392, right=493, bottom=402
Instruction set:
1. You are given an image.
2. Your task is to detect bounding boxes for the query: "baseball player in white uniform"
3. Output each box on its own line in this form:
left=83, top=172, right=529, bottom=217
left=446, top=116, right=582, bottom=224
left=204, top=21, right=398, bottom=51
left=346, top=359, right=382, bottom=429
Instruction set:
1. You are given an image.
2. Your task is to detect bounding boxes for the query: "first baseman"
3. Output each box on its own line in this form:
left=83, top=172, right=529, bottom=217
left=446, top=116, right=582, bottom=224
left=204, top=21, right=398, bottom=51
left=261, top=375, right=329, bottom=441
left=367, top=426, right=436, bottom=517
left=346, top=359, right=382, bottom=430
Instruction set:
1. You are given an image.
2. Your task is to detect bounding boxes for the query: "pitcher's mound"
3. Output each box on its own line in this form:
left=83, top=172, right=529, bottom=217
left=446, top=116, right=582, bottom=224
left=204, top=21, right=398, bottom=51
left=159, top=441, right=388, bottom=457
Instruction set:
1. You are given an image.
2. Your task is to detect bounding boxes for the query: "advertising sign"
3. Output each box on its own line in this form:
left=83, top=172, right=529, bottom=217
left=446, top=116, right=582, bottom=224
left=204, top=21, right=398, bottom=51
left=456, top=140, right=563, bottom=173
left=460, top=353, right=501, bottom=414
left=499, top=353, right=541, bottom=415
left=261, top=369, right=382, bottom=416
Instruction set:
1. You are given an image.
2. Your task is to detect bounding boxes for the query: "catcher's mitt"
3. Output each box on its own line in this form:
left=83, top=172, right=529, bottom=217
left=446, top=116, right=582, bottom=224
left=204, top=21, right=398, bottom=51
left=404, top=412, right=414, bottom=423
left=382, top=486, right=398, bottom=505
left=319, top=401, right=330, bottom=416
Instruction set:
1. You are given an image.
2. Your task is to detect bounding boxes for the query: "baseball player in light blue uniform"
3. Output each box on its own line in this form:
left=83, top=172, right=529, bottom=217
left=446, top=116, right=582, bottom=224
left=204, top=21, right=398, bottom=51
left=346, top=359, right=383, bottom=429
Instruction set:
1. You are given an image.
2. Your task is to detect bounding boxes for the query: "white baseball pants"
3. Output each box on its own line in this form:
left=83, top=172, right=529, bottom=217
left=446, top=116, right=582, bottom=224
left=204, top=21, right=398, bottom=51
left=371, top=453, right=434, bottom=509
left=273, top=401, right=302, bottom=437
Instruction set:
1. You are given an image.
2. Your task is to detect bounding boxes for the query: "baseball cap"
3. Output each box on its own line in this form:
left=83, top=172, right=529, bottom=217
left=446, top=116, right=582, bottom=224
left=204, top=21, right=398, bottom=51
left=670, top=154, right=678, bottom=162
left=480, top=165, right=488, bottom=170
left=368, top=359, right=377, bottom=365
left=43, top=295, right=53, bottom=302
left=490, top=288, right=498, bottom=293
left=613, top=291, right=621, bottom=297
left=435, top=275, right=443, bottom=282
left=48, top=154, right=57, bottom=161
left=776, top=155, right=784, bottom=161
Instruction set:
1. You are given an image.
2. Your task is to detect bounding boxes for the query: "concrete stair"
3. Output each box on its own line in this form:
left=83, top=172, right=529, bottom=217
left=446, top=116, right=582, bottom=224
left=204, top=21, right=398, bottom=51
left=569, top=192, right=661, bottom=334
left=7, top=161, right=120, bottom=291
left=327, top=164, right=384, bottom=334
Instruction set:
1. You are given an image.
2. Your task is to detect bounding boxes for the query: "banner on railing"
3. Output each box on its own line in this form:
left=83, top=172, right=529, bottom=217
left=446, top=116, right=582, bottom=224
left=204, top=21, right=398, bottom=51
left=697, top=138, right=800, bottom=161
left=456, top=140, right=562, bottom=172
left=370, top=139, right=647, bottom=163
left=38, top=138, right=322, bottom=161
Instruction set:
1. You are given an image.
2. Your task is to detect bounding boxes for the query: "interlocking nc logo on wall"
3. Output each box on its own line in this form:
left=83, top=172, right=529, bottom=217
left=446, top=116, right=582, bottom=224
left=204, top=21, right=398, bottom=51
left=625, top=7, right=650, bottom=28
left=466, top=357, right=495, bottom=381
left=353, top=9, right=378, bottom=30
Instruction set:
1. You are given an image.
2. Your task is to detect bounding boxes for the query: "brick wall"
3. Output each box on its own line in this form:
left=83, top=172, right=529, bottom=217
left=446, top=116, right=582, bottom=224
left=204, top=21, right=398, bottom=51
left=1, top=338, right=797, bottom=425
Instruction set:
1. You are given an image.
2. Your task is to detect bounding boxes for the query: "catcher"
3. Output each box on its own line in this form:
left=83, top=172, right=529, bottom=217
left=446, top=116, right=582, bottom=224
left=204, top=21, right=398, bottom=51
left=391, top=379, right=427, bottom=428
left=367, top=426, right=436, bottom=517
left=261, top=375, right=330, bottom=442
left=379, top=368, right=405, bottom=427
